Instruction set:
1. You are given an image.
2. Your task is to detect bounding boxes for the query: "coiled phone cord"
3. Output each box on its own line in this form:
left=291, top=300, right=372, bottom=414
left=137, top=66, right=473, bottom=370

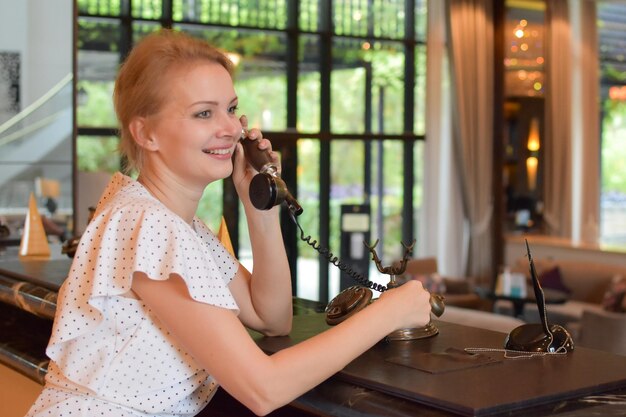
left=288, top=208, right=388, bottom=293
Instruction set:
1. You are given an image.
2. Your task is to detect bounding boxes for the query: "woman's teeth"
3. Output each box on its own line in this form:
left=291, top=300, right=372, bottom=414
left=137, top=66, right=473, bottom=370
left=204, top=148, right=230, bottom=155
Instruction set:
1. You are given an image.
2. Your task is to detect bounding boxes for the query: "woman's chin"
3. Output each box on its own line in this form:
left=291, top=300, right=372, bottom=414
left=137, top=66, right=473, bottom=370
left=206, top=166, right=233, bottom=183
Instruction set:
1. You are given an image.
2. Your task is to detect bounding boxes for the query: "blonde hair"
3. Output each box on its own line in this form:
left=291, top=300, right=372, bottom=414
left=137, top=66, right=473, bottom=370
left=113, top=29, right=234, bottom=174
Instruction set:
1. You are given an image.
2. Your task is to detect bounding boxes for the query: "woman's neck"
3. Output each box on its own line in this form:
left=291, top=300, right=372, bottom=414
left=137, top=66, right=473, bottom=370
left=137, top=173, right=200, bottom=225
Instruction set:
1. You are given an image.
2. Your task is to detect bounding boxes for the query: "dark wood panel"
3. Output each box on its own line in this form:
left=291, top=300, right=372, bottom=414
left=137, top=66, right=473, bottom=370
left=257, top=315, right=626, bottom=417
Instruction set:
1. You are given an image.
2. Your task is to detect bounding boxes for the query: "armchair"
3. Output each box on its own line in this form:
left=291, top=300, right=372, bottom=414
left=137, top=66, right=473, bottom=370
left=401, top=257, right=488, bottom=311
left=575, top=309, right=626, bottom=356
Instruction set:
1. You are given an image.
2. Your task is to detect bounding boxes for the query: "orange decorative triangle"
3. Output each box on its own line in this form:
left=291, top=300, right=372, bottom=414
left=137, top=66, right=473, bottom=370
left=217, top=216, right=235, bottom=257
left=19, top=193, right=51, bottom=258
left=217, top=217, right=251, bottom=274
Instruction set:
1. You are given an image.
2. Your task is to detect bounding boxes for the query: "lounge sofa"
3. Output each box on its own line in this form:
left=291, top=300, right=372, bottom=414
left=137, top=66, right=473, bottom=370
left=438, top=305, right=524, bottom=334
left=575, top=309, right=626, bottom=356
left=400, top=257, right=490, bottom=311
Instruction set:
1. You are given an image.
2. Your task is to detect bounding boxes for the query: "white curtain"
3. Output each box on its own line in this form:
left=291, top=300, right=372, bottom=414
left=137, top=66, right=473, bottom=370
left=544, top=0, right=599, bottom=243
left=445, top=0, right=494, bottom=283
left=421, top=0, right=601, bottom=280
left=420, top=0, right=466, bottom=278
left=571, top=0, right=600, bottom=244
left=543, top=0, right=572, bottom=237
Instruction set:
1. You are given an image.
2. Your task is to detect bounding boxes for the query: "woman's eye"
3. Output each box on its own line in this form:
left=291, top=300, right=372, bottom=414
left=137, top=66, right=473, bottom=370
left=196, top=110, right=211, bottom=118
left=228, top=105, right=239, bottom=115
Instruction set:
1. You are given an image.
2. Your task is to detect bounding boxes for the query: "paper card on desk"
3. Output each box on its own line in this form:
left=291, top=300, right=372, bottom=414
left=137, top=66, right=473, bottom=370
left=386, top=347, right=501, bottom=374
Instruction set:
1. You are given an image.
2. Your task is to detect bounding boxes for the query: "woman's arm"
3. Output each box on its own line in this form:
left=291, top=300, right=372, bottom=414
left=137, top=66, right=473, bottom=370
left=228, top=122, right=292, bottom=336
left=228, top=205, right=292, bottom=336
left=132, top=273, right=431, bottom=416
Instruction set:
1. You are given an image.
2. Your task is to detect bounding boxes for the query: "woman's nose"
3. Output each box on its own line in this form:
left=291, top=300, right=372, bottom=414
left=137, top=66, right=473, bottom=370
left=217, top=113, right=242, bottom=139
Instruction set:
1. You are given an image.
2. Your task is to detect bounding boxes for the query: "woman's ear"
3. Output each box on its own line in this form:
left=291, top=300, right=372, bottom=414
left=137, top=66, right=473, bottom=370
left=129, top=117, right=158, bottom=151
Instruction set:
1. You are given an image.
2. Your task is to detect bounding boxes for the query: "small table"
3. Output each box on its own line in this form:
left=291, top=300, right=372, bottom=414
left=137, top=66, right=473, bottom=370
left=490, top=288, right=568, bottom=318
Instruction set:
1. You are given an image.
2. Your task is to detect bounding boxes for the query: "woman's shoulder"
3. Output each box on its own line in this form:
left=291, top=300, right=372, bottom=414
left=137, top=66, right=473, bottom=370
left=92, top=173, right=179, bottom=225
left=96, top=173, right=155, bottom=210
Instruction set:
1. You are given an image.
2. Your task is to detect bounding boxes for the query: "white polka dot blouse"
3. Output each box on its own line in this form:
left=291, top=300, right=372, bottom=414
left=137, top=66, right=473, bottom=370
left=26, top=173, right=239, bottom=416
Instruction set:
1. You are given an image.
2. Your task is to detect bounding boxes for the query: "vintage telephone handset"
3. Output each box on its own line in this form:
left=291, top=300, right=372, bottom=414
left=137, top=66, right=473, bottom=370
left=239, top=130, right=444, bottom=329
left=239, top=131, right=302, bottom=216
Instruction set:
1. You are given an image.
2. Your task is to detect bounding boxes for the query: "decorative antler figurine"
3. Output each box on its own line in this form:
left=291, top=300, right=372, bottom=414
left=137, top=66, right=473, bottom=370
left=365, top=239, right=415, bottom=289
left=365, top=238, right=445, bottom=340
left=325, top=237, right=444, bottom=340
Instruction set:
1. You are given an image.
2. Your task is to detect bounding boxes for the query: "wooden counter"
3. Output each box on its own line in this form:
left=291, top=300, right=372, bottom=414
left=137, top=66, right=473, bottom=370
left=4, top=252, right=626, bottom=417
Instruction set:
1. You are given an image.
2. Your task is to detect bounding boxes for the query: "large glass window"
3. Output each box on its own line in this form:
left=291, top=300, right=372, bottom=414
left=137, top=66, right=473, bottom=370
left=598, top=2, right=626, bottom=250
left=76, top=0, right=427, bottom=303
left=296, top=138, right=320, bottom=300
left=297, top=35, right=320, bottom=132
left=0, top=0, right=73, bottom=240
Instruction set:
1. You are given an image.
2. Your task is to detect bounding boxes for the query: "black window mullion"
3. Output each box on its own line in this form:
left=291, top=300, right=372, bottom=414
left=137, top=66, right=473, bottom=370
left=318, top=0, right=332, bottom=304
left=72, top=0, right=79, bottom=235
left=367, top=0, right=374, bottom=37
left=402, top=0, right=416, bottom=246
left=120, top=0, right=132, bottom=59
left=364, top=62, right=373, bottom=203
left=364, top=3, right=373, bottom=203
left=282, top=0, right=300, bottom=296
left=162, top=0, right=173, bottom=29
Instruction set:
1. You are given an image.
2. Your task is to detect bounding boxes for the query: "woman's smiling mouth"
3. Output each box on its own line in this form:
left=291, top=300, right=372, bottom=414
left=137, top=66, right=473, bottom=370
left=202, top=149, right=230, bottom=155
left=202, top=147, right=233, bottom=156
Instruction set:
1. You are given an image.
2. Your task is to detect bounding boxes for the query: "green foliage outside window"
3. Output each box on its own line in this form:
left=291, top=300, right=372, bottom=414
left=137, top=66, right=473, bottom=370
left=236, top=76, right=287, bottom=131
left=197, top=181, right=224, bottom=231
left=77, top=0, right=121, bottom=16
left=602, top=99, right=626, bottom=194
left=600, top=97, right=626, bottom=250
left=77, top=80, right=117, bottom=127
left=77, top=136, right=120, bottom=173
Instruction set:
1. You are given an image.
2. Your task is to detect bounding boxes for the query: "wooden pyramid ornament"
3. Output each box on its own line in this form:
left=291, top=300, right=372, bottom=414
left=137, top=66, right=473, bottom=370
left=217, top=216, right=235, bottom=256
left=217, top=216, right=250, bottom=274
left=19, top=192, right=51, bottom=258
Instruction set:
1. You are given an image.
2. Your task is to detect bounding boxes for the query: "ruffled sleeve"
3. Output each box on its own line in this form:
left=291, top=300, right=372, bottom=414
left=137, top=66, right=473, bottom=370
left=46, top=173, right=239, bottom=388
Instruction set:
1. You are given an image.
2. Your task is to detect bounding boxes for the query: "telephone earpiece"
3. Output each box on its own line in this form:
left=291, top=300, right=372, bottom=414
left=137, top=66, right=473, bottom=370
left=248, top=173, right=288, bottom=210
left=239, top=131, right=303, bottom=216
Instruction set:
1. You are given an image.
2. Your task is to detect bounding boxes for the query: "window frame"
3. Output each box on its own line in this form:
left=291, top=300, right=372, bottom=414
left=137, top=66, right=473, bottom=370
left=75, top=0, right=427, bottom=302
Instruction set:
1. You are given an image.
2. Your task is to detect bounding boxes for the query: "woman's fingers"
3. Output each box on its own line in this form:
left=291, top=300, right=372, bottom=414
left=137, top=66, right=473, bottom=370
left=238, top=116, right=280, bottom=172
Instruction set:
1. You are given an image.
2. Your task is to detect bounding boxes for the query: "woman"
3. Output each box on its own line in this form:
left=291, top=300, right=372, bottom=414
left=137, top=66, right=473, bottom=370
left=26, top=29, right=432, bottom=417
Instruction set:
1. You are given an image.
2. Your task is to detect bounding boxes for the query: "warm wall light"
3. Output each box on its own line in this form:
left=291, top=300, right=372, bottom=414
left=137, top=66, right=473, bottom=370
left=527, top=117, right=540, bottom=151
left=526, top=156, right=538, bottom=191
left=526, top=117, right=540, bottom=191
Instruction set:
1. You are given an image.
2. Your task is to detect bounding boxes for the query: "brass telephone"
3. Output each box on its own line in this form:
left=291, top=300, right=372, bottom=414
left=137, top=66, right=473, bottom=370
left=239, top=130, right=445, bottom=336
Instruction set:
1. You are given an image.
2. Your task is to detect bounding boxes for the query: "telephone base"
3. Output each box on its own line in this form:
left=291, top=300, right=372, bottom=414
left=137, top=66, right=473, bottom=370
left=386, top=321, right=439, bottom=341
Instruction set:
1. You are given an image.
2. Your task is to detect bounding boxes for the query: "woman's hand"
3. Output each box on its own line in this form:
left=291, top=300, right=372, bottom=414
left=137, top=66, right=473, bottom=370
left=377, top=280, right=433, bottom=331
left=231, top=115, right=281, bottom=209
